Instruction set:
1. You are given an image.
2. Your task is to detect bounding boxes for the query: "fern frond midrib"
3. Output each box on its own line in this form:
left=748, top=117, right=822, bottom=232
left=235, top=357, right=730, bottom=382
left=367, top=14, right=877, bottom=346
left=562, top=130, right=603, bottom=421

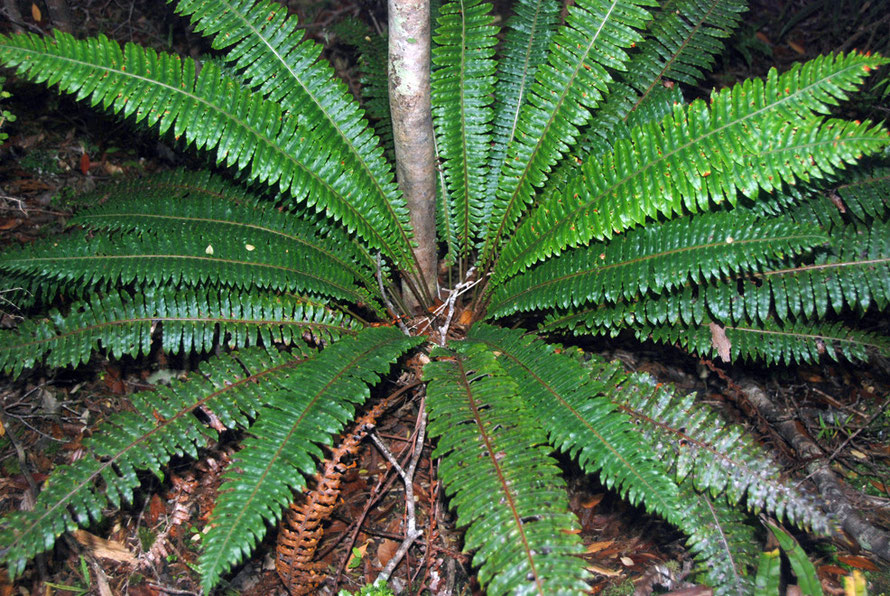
left=836, top=171, right=890, bottom=193
left=504, top=0, right=550, bottom=157
left=726, top=323, right=886, bottom=349
left=4, top=356, right=302, bottom=556
left=471, top=335, right=679, bottom=520
left=214, top=0, right=419, bottom=272
left=700, top=493, right=745, bottom=596
left=493, top=229, right=823, bottom=313
left=458, top=0, right=472, bottom=248
left=626, top=1, right=722, bottom=119
left=76, top=211, right=374, bottom=289
left=541, top=299, right=890, bottom=347
left=485, top=1, right=621, bottom=264
left=452, top=353, right=546, bottom=594
left=7, top=253, right=366, bottom=303
left=617, top=403, right=793, bottom=489
left=202, top=333, right=401, bottom=578
left=763, top=255, right=890, bottom=277
left=1, top=41, right=401, bottom=261
left=502, top=60, right=878, bottom=277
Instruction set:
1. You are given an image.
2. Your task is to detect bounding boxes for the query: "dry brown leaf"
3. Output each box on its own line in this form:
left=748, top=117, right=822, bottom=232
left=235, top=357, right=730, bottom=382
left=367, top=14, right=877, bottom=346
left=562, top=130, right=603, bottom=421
left=828, top=191, right=847, bottom=213
left=788, top=40, right=806, bottom=55
left=584, top=540, right=613, bottom=554
left=376, top=538, right=399, bottom=567
left=73, top=529, right=136, bottom=564
left=147, top=493, right=165, bottom=525
left=0, top=568, right=14, bottom=596
left=709, top=322, right=731, bottom=362
left=80, top=152, right=91, bottom=175
left=31, top=3, right=41, bottom=22
left=586, top=563, right=621, bottom=577
left=581, top=493, right=604, bottom=509
left=818, top=564, right=849, bottom=577
left=836, top=554, right=879, bottom=571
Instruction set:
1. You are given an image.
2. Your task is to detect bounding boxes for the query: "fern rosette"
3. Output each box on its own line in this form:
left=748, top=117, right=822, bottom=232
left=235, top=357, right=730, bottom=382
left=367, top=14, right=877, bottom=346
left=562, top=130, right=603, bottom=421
left=1, top=0, right=889, bottom=594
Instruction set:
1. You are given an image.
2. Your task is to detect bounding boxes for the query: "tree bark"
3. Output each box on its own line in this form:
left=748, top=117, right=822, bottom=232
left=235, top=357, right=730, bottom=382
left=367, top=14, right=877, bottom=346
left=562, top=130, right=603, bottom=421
left=2, top=0, right=25, bottom=32
left=44, top=0, right=72, bottom=33
left=388, top=0, right=437, bottom=310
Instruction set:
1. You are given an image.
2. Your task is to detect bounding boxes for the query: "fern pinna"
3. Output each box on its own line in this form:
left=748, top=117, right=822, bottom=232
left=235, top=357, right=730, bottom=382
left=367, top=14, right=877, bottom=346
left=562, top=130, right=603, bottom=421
left=1, top=0, right=889, bottom=593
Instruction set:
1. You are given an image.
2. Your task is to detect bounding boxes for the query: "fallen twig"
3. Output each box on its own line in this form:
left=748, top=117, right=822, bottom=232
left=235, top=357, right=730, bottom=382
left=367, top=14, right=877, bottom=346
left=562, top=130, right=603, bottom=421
left=372, top=395, right=428, bottom=586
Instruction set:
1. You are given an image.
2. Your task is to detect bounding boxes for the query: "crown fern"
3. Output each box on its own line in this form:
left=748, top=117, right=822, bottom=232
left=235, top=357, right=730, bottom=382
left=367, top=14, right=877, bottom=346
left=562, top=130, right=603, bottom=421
left=1, top=0, right=889, bottom=593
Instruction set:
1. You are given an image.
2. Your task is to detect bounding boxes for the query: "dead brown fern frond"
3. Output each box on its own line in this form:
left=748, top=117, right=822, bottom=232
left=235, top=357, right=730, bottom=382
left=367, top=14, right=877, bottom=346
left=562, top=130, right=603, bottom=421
left=275, top=399, right=389, bottom=595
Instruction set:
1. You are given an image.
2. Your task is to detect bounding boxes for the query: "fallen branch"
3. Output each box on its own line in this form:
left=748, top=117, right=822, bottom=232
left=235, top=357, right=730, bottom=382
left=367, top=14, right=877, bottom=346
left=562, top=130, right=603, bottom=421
left=738, top=379, right=890, bottom=563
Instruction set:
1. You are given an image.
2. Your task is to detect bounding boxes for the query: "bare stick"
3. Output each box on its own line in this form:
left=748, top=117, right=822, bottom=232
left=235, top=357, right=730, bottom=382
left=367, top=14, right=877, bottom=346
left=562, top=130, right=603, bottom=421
left=437, top=268, right=481, bottom=342
left=374, top=397, right=428, bottom=586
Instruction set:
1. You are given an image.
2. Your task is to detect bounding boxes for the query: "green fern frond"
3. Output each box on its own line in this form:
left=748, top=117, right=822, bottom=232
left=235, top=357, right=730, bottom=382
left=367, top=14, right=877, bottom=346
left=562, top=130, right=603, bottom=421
left=171, top=0, right=416, bottom=270
left=494, top=53, right=890, bottom=283
left=543, top=217, right=888, bottom=329
left=609, top=370, right=830, bottom=531
left=677, top=486, right=759, bottom=596
left=423, top=341, right=588, bottom=595
left=788, top=163, right=890, bottom=231
left=481, top=0, right=656, bottom=263
left=201, top=327, right=422, bottom=588
left=488, top=212, right=826, bottom=318
left=787, top=190, right=854, bottom=231
left=483, top=0, right=560, bottom=232
left=0, top=273, right=42, bottom=309
left=0, top=32, right=410, bottom=265
left=742, top=223, right=890, bottom=319
left=0, top=287, right=358, bottom=377
left=466, top=324, right=682, bottom=522
left=643, top=318, right=889, bottom=364
left=432, top=0, right=498, bottom=256
left=0, top=344, right=314, bottom=578
left=584, top=0, right=747, bottom=146
left=0, top=227, right=372, bottom=305
left=332, top=18, right=394, bottom=160
left=540, top=283, right=890, bottom=363
left=834, top=163, right=890, bottom=222
left=71, top=169, right=382, bottom=306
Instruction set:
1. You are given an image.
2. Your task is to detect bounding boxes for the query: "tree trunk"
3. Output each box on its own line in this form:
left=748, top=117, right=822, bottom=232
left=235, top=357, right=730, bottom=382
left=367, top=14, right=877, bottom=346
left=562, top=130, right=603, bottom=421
left=44, top=0, right=72, bottom=33
left=388, top=0, right=438, bottom=311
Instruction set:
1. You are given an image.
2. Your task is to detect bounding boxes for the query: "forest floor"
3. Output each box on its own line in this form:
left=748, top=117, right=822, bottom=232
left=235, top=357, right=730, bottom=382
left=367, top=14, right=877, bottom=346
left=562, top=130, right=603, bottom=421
left=1, top=0, right=890, bottom=594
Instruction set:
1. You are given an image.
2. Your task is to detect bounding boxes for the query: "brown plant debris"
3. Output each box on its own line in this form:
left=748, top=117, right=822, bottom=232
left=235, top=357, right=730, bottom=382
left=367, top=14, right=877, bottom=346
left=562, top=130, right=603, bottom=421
left=275, top=398, right=390, bottom=595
